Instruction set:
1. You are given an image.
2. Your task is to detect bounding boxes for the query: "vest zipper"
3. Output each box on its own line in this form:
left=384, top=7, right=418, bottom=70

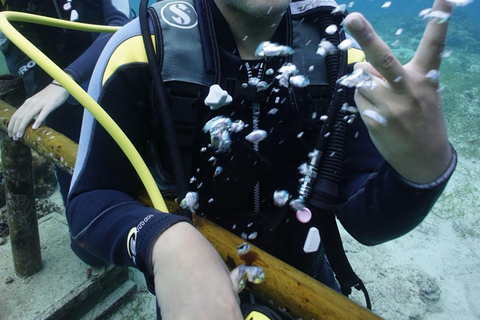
left=245, top=61, right=264, bottom=215
left=252, top=102, right=261, bottom=213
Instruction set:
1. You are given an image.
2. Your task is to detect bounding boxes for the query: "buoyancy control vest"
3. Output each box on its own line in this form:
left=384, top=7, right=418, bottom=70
left=141, top=0, right=371, bottom=309
left=146, top=0, right=342, bottom=202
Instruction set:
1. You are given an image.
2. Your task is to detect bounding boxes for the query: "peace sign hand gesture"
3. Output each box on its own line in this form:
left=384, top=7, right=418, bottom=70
left=344, top=0, right=455, bottom=184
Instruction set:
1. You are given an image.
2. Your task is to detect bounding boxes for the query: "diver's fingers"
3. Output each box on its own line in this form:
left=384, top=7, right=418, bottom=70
left=344, top=12, right=406, bottom=91
left=412, top=0, right=452, bottom=71
left=9, top=102, right=41, bottom=138
left=7, top=114, right=16, bottom=137
left=8, top=107, right=27, bottom=138
left=15, top=110, right=37, bottom=138
left=8, top=99, right=34, bottom=131
left=32, top=108, right=49, bottom=130
left=8, top=103, right=26, bottom=136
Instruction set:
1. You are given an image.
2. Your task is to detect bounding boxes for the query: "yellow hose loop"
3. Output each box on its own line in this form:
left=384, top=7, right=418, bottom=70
left=0, top=11, right=169, bottom=212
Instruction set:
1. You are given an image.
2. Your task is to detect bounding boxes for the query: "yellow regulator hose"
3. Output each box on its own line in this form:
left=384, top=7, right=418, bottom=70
left=0, top=11, right=169, bottom=212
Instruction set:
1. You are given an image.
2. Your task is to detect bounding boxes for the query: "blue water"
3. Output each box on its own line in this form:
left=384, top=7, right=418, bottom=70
left=352, top=0, right=479, bottom=20
left=129, top=0, right=157, bottom=13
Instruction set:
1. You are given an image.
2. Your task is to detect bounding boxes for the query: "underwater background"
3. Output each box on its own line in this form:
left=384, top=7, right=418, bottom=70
left=0, top=0, right=479, bottom=319
left=123, top=1, right=480, bottom=319
left=114, top=1, right=480, bottom=319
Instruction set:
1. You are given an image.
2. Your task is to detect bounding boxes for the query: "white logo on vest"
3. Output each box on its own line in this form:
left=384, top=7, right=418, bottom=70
left=161, top=1, right=198, bottom=29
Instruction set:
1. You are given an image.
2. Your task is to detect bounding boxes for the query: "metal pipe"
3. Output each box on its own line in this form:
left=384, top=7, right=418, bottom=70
left=0, top=74, right=42, bottom=277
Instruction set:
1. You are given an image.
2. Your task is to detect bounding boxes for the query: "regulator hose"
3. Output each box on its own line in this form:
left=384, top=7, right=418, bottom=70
left=313, top=12, right=348, bottom=206
left=0, top=11, right=169, bottom=212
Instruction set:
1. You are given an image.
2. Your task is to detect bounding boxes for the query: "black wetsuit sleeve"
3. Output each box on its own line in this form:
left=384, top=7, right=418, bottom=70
left=330, top=89, right=457, bottom=246
left=64, top=0, right=131, bottom=84
left=66, top=36, right=191, bottom=276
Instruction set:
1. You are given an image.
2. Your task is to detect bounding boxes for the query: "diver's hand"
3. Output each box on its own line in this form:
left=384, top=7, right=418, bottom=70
left=152, top=222, right=243, bottom=320
left=7, top=82, right=69, bottom=140
left=344, top=0, right=453, bottom=184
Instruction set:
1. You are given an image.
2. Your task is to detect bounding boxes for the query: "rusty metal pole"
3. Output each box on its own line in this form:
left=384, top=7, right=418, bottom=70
left=0, top=74, right=42, bottom=277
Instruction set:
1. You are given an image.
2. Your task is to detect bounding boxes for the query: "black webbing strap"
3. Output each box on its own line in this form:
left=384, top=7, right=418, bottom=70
left=322, top=212, right=372, bottom=309
left=167, top=82, right=201, bottom=149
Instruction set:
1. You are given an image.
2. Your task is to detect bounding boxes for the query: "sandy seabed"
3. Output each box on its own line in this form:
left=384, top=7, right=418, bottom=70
left=343, top=154, right=480, bottom=320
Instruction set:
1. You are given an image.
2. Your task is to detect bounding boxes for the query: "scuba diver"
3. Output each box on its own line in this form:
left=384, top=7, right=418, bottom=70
left=66, top=0, right=457, bottom=319
left=0, top=0, right=132, bottom=204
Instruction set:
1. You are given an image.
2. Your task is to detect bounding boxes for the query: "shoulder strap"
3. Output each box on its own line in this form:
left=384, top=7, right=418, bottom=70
left=150, top=1, right=209, bottom=148
left=150, top=0, right=213, bottom=86
left=143, top=0, right=212, bottom=201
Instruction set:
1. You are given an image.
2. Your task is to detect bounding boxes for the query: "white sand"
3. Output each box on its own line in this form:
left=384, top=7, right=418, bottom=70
left=345, top=155, right=480, bottom=320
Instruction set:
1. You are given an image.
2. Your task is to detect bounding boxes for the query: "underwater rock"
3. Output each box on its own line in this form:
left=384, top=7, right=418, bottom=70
left=36, top=198, right=63, bottom=219
left=417, top=273, right=441, bottom=302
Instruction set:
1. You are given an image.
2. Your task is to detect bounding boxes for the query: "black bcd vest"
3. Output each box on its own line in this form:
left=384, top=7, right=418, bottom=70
left=141, top=0, right=371, bottom=309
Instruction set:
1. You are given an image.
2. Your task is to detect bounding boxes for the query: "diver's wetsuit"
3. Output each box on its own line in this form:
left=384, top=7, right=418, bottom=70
left=67, top=0, right=457, bottom=311
left=0, top=0, right=131, bottom=204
